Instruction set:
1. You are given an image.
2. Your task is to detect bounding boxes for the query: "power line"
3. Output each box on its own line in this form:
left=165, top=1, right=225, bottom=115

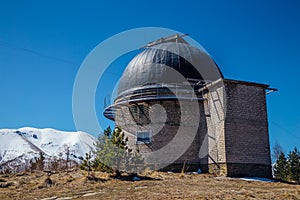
left=270, top=120, right=300, bottom=141
left=0, top=41, right=78, bottom=66
left=0, top=40, right=124, bottom=78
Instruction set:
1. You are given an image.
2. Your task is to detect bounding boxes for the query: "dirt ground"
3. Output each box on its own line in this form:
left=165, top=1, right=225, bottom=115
left=0, top=170, right=300, bottom=200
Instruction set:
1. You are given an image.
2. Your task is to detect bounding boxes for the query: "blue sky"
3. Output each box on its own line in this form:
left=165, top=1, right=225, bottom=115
left=0, top=0, right=299, bottom=152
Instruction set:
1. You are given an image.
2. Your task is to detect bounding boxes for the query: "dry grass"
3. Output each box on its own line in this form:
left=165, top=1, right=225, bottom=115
left=0, top=170, right=300, bottom=200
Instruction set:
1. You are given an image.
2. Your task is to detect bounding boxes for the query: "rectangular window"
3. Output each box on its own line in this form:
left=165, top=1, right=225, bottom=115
left=136, top=131, right=151, bottom=144
left=129, top=103, right=150, bottom=125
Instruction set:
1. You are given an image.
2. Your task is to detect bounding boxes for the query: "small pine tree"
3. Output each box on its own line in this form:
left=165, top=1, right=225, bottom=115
left=103, top=126, right=112, bottom=137
left=287, top=147, right=300, bottom=183
left=111, top=127, right=128, bottom=176
left=274, top=152, right=288, bottom=181
left=80, top=152, right=93, bottom=176
left=92, top=126, right=144, bottom=175
left=93, top=126, right=114, bottom=173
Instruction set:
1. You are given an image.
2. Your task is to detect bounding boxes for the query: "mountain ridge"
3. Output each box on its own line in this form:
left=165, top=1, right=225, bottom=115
left=0, top=127, right=97, bottom=172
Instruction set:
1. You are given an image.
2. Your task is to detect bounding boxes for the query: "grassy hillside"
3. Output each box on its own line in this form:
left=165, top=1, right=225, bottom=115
left=0, top=170, right=299, bottom=200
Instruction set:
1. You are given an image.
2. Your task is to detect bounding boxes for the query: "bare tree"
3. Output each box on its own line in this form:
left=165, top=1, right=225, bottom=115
left=63, top=144, right=71, bottom=170
left=272, top=141, right=284, bottom=163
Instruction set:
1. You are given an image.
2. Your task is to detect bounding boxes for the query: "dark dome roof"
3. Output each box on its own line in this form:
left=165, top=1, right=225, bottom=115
left=117, top=42, right=223, bottom=95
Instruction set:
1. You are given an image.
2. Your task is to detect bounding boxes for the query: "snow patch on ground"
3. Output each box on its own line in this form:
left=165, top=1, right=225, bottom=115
left=239, top=177, right=276, bottom=182
left=215, top=176, right=276, bottom=183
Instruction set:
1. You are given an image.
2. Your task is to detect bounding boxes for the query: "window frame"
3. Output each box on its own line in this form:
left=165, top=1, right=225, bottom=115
left=136, top=130, right=151, bottom=144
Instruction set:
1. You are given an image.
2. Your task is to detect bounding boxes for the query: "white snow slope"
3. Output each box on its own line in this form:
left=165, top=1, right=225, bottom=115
left=0, top=127, right=97, bottom=167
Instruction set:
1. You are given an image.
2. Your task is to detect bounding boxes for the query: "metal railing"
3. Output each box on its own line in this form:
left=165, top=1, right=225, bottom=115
left=103, top=80, right=211, bottom=121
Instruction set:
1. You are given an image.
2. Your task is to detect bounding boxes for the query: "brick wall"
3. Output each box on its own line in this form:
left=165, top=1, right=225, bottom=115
left=204, top=79, right=272, bottom=177
left=114, top=79, right=272, bottom=177
left=115, top=99, right=204, bottom=170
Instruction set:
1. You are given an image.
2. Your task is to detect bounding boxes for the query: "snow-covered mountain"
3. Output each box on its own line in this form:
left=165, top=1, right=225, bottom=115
left=0, top=127, right=97, bottom=171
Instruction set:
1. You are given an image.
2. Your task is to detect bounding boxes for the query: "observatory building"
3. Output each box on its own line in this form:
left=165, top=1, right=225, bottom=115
left=104, top=34, right=274, bottom=178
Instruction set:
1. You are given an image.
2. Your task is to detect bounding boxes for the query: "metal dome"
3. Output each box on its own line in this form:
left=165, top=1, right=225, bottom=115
left=104, top=34, right=223, bottom=120
left=118, top=39, right=223, bottom=96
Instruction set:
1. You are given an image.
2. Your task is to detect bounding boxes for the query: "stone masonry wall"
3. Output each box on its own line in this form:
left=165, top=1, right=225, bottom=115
left=115, top=99, right=205, bottom=171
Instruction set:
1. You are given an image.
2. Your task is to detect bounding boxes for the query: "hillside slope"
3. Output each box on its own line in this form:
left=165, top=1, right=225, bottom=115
left=0, top=127, right=97, bottom=169
left=0, top=171, right=299, bottom=200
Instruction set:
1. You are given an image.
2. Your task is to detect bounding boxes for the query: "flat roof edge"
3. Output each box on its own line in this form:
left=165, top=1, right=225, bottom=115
left=200, top=78, right=277, bottom=93
left=222, top=78, right=270, bottom=88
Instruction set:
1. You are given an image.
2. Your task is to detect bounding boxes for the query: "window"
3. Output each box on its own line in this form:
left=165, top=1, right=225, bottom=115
left=129, top=103, right=150, bottom=125
left=136, top=131, right=151, bottom=144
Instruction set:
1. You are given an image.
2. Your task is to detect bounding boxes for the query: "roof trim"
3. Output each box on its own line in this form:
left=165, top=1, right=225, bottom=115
left=223, top=78, right=270, bottom=88
left=198, top=78, right=274, bottom=93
